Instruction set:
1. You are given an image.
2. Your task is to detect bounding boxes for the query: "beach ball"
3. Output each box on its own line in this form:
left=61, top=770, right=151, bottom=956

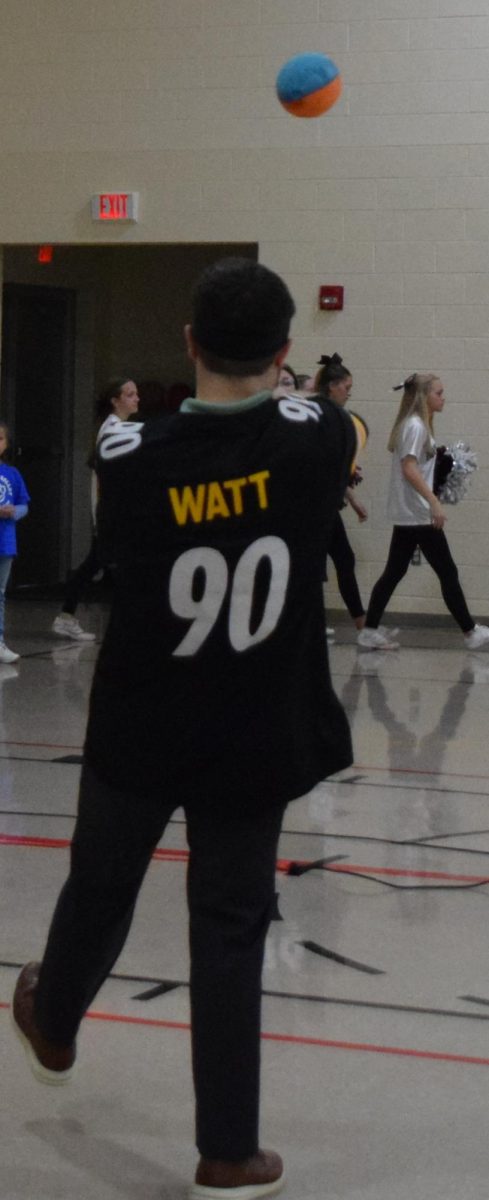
left=276, top=52, right=342, bottom=118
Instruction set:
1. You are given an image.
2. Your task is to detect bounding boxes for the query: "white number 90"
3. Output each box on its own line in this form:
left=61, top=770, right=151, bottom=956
left=169, top=535, right=290, bottom=656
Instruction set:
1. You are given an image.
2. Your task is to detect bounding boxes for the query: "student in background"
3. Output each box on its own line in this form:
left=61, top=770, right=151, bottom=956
left=359, top=373, right=489, bottom=651
left=314, top=354, right=368, bottom=640
left=277, top=363, right=299, bottom=392
left=51, top=378, right=140, bottom=642
left=0, top=421, right=30, bottom=663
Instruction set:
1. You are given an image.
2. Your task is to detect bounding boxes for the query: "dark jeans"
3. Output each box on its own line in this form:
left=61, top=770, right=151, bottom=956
left=34, top=763, right=285, bottom=1161
left=365, top=525, right=474, bottom=633
left=327, top=512, right=365, bottom=620
left=62, top=535, right=100, bottom=615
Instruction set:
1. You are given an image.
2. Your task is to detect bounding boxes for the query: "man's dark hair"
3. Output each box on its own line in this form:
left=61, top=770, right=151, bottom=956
left=191, top=257, right=295, bottom=378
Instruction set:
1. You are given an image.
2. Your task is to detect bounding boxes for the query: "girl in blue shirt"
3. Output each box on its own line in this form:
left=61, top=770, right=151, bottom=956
left=0, top=422, right=30, bottom=662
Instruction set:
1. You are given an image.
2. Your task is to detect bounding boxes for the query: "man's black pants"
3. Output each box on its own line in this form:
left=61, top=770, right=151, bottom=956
left=34, top=763, right=285, bottom=1161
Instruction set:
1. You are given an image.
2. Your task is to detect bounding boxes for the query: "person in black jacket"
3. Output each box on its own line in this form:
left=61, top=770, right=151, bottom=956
left=12, top=258, right=355, bottom=1200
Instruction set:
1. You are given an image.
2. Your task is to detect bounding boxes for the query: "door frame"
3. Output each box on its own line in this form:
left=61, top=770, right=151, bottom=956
left=1, top=281, right=76, bottom=587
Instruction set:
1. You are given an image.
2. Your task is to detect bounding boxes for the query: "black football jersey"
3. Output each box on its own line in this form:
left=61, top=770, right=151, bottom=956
left=84, top=393, right=355, bottom=805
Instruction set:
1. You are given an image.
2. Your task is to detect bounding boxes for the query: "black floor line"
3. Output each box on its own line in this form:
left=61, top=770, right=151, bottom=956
left=0, top=755, right=82, bottom=765
left=1, top=753, right=489, bottom=803
left=300, top=940, right=385, bottom=975
left=304, top=833, right=489, bottom=860
left=286, top=855, right=348, bottom=876
left=2, top=960, right=489, bottom=1022
left=342, top=780, right=489, bottom=797
left=17, top=648, right=99, bottom=660
left=415, top=828, right=489, bottom=843
left=2, top=755, right=488, bottom=802
left=53, top=755, right=84, bottom=764
left=132, top=981, right=181, bottom=1001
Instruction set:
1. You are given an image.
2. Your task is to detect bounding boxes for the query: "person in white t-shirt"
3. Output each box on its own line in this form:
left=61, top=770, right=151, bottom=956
left=358, top=373, right=489, bottom=652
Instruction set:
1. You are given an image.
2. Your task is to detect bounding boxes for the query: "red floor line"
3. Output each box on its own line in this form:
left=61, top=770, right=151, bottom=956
left=0, top=834, right=188, bottom=860
left=0, top=834, right=72, bottom=849
left=2, top=1001, right=489, bottom=1067
left=1, top=834, right=488, bottom=884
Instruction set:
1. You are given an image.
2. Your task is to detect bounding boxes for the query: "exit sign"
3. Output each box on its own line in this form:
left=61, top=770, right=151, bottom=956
left=91, top=193, right=139, bottom=221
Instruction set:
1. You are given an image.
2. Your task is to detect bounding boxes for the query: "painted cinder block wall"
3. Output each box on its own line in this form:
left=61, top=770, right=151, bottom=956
left=1, top=0, right=489, bottom=612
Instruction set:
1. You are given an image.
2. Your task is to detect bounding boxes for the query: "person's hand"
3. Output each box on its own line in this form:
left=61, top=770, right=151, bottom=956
left=430, top=497, right=446, bottom=529
left=353, top=501, right=368, bottom=522
left=0, top=504, right=14, bottom=519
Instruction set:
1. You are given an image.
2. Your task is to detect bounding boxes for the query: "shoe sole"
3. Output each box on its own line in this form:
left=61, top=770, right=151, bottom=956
left=10, top=1005, right=75, bottom=1086
left=189, top=1173, right=285, bottom=1200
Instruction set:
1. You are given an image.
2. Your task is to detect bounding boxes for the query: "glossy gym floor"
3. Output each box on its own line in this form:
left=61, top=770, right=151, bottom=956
left=2, top=600, right=489, bottom=1200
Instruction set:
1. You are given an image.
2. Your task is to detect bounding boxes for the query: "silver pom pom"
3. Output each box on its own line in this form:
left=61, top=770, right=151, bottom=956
left=438, top=442, right=477, bottom=505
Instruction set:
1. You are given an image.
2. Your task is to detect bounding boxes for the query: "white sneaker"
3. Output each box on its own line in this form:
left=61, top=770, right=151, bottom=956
left=0, top=665, right=19, bottom=682
left=465, top=624, right=489, bottom=651
left=326, top=626, right=335, bottom=640
left=0, top=642, right=19, bottom=663
left=52, top=614, right=95, bottom=642
left=358, top=627, right=400, bottom=651
left=378, top=624, right=400, bottom=639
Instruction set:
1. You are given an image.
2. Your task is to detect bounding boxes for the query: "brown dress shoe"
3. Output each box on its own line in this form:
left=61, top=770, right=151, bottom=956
left=11, top=962, right=76, bottom=1085
left=190, top=1148, right=284, bottom=1198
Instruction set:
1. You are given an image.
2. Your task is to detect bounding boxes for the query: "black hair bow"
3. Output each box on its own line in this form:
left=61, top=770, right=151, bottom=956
left=392, top=373, right=416, bottom=392
left=317, top=352, right=343, bottom=367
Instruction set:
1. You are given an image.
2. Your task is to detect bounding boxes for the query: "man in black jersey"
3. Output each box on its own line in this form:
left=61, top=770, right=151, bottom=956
left=12, top=258, right=354, bottom=1200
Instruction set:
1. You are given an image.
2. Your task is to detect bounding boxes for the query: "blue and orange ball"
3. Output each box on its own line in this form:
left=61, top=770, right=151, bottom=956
left=276, top=52, right=342, bottom=118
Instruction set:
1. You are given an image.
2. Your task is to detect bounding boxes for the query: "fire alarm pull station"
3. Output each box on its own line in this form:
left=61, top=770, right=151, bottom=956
left=319, top=285, right=344, bottom=311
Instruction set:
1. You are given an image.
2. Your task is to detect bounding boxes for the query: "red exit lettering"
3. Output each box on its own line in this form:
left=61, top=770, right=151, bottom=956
left=99, top=193, right=129, bottom=220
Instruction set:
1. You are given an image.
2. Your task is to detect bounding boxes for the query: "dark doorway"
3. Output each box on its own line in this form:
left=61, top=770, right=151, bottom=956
left=1, top=243, right=258, bottom=589
left=0, top=283, right=75, bottom=587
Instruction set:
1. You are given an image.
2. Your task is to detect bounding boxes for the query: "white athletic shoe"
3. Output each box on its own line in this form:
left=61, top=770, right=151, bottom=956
left=52, top=614, right=95, bottom=642
left=0, top=642, right=19, bottom=663
left=464, top=624, right=489, bottom=651
left=378, top=624, right=399, bottom=639
left=357, top=627, right=400, bottom=651
left=326, top=626, right=335, bottom=640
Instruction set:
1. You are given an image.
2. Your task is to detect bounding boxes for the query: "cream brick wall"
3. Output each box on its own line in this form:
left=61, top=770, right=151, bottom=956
left=1, top=0, right=489, bottom=614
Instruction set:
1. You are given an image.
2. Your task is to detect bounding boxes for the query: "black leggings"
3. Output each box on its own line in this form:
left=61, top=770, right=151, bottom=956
left=365, top=525, right=474, bottom=634
left=327, top=512, right=365, bottom=620
left=62, top=535, right=100, bottom=615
